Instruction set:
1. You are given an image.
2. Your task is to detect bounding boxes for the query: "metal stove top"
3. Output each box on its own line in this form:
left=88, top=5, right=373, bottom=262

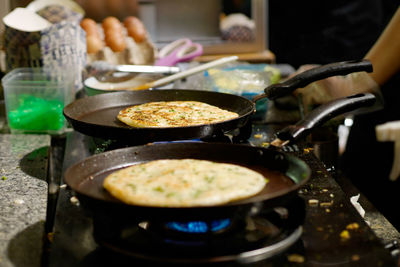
left=44, top=124, right=398, bottom=266
left=92, top=197, right=304, bottom=264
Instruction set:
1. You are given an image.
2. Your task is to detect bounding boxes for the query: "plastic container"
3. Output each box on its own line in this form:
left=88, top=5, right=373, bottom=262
left=2, top=68, right=75, bottom=134
left=204, top=64, right=281, bottom=121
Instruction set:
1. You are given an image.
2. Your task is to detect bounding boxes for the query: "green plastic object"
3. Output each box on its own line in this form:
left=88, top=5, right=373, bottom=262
left=2, top=68, right=74, bottom=134
left=7, top=94, right=64, bottom=131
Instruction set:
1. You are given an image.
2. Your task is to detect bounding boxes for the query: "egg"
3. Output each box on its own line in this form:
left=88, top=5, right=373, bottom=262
left=80, top=18, right=100, bottom=37
left=81, top=18, right=97, bottom=29
left=127, top=26, right=146, bottom=43
left=109, top=37, right=127, bottom=52
left=104, top=29, right=121, bottom=44
left=123, top=16, right=141, bottom=28
left=86, top=35, right=104, bottom=54
left=124, top=16, right=147, bottom=43
left=105, top=31, right=126, bottom=52
left=102, top=16, right=122, bottom=32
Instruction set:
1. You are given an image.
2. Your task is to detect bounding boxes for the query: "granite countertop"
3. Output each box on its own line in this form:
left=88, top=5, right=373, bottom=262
left=0, top=100, right=51, bottom=267
left=0, top=134, right=50, bottom=267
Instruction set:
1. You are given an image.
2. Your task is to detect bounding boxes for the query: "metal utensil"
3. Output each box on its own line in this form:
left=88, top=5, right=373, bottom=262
left=125, top=56, right=239, bottom=90
left=88, top=62, right=180, bottom=83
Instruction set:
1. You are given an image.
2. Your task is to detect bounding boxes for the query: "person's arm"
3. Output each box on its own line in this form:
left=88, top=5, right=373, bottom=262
left=366, top=7, right=400, bottom=86
left=292, top=7, right=400, bottom=107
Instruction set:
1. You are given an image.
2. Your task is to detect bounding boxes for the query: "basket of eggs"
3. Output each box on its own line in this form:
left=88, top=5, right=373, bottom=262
left=80, top=16, right=156, bottom=65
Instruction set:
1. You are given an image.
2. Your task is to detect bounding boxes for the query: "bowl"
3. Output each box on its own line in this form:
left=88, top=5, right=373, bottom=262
left=83, top=74, right=159, bottom=96
left=83, top=76, right=121, bottom=96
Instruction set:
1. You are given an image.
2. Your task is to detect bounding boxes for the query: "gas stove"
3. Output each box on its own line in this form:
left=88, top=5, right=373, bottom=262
left=45, top=123, right=398, bottom=267
left=91, top=195, right=305, bottom=265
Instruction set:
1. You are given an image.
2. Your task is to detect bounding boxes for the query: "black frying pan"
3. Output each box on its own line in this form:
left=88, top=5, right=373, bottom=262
left=63, top=60, right=373, bottom=142
left=64, top=142, right=311, bottom=222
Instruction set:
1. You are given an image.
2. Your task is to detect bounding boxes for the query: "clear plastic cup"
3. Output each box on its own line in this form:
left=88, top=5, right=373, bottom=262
left=2, top=67, right=75, bottom=134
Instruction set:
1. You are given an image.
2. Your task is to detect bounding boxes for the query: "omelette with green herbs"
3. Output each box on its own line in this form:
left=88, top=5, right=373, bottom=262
left=117, top=101, right=239, bottom=127
left=103, top=159, right=267, bottom=207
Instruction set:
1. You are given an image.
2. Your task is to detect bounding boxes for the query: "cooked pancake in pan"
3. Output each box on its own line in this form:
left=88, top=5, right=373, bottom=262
left=103, top=159, right=267, bottom=207
left=117, top=101, right=239, bottom=127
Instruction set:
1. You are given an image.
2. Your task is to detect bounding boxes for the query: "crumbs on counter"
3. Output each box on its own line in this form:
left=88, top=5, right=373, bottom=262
left=320, top=201, right=334, bottom=207
left=298, top=188, right=308, bottom=194
left=346, top=222, right=360, bottom=230
left=70, top=196, right=80, bottom=206
left=14, top=199, right=25, bottom=205
left=340, top=223, right=360, bottom=241
left=303, top=147, right=313, bottom=154
left=340, top=230, right=350, bottom=241
left=308, top=199, right=319, bottom=206
left=47, top=232, right=54, bottom=243
left=287, top=254, right=305, bottom=263
left=351, top=254, right=360, bottom=261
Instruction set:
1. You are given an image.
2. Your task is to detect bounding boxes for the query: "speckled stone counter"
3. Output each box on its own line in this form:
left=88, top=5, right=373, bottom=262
left=335, top=173, right=400, bottom=246
left=0, top=134, right=50, bottom=267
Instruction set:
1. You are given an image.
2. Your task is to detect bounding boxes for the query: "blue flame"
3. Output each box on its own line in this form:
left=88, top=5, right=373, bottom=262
left=165, top=219, right=231, bottom=233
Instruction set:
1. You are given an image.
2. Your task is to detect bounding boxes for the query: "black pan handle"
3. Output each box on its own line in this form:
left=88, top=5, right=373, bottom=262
left=275, top=93, right=376, bottom=142
left=255, top=59, right=373, bottom=102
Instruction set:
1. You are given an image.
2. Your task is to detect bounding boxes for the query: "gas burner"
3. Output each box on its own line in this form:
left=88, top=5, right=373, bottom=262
left=164, top=218, right=232, bottom=234
left=92, top=197, right=305, bottom=264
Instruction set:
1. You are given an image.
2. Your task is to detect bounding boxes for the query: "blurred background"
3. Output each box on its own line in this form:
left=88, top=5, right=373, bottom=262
left=2, top=0, right=398, bottom=67
left=2, top=0, right=268, bottom=55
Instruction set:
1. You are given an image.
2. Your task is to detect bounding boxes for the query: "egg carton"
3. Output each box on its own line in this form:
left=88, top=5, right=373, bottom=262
left=85, top=21, right=156, bottom=66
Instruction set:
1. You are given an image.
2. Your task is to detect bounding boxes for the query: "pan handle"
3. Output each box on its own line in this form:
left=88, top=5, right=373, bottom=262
left=260, top=59, right=373, bottom=101
left=275, top=93, right=376, bottom=143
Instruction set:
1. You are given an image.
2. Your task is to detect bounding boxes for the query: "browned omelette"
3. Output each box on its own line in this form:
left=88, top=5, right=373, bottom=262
left=117, top=101, right=239, bottom=127
left=103, top=159, right=267, bottom=207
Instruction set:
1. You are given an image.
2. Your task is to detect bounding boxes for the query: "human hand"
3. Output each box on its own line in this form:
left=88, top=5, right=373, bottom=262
left=292, top=64, right=381, bottom=110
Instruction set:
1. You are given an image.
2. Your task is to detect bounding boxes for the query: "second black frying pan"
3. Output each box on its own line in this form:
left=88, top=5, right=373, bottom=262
left=63, top=60, right=373, bottom=142
left=64, top=142, right=311, bottom=222
left=64, top=89, right=254, bottom=142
